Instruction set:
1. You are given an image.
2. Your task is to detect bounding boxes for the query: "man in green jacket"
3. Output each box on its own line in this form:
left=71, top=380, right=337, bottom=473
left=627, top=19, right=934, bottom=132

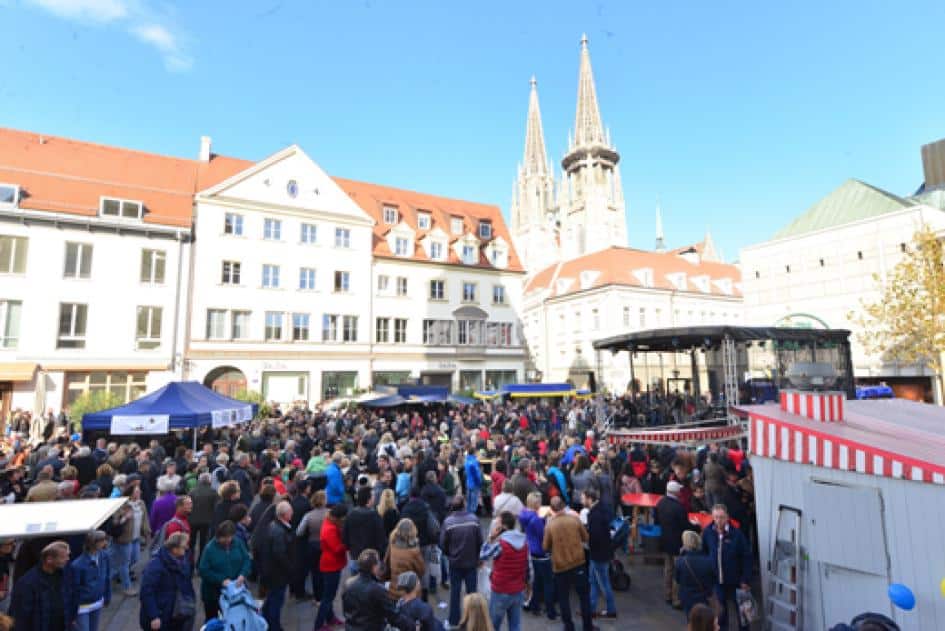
left=198, top=520, right=252, bottom=620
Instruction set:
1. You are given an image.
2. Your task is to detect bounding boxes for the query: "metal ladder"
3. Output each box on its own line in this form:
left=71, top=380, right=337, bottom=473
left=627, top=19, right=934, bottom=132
left=722, top=336, right=740, bottom=410
left=765, top=505, right=803, bottom=630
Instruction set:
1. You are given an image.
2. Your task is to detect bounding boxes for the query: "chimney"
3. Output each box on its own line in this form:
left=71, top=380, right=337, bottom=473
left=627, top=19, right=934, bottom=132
left=921, top=138, right=945, bottom=190
left=199, top=136, right=212, bottom=162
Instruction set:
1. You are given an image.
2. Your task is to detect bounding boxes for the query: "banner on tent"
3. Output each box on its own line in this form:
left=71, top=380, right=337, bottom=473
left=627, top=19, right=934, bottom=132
left=110, top=414, right=170, bottom=435
left=211, top=406, right=253, bottom=428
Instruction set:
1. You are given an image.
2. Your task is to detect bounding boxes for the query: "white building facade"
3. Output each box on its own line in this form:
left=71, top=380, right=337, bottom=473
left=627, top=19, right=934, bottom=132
left=741, top=165, right=945, bottom=403
left=0, top=129, right=195, bottom=422
left=522, top=247, right=742, bottom=394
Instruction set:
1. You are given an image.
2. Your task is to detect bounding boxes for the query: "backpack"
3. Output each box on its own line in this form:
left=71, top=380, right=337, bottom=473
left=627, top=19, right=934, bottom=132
left=149, top=517, right=185, bottom=557
left=211, top=465, right=229, bottom=491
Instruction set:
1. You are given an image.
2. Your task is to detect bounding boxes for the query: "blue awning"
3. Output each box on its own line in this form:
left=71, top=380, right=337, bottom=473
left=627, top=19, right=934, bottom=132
left=502, top=383, right=576, bottom=398
left=359, top=395, right=407, bottom=408
left=448, top=394, right=477, bottom=405
left=82, top=381, right=257, bottom=433
left=397, top=385, right=449, bottom=402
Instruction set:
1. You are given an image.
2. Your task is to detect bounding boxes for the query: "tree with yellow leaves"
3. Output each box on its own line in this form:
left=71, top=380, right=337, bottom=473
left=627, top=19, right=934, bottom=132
left=852, top=225, right=945, bottom=401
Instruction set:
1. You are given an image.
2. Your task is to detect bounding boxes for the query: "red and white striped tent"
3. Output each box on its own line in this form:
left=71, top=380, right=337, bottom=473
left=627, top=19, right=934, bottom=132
left=607, top=423, right=745, bottom=447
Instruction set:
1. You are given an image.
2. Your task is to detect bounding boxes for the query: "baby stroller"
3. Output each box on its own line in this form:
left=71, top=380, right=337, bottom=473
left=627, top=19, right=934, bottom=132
left=609, top=516, right=632, bottom=591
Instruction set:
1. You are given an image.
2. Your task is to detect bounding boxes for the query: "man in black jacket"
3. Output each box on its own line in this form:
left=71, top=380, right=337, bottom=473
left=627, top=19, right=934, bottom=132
left=655, top=480, right=695, bottom=609
left=420, top=471, right=447, bottom=523
left=229, top=453, right=255, bottom=506
left=583, top=487, right=617, bottom=618
left=260, top=501, right=294, bottom=631
left=343, top=486, right=387, bottom=567
left=342, top=549, right=411, bottom=631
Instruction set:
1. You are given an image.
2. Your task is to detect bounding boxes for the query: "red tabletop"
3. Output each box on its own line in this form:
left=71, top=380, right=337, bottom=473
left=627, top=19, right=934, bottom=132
left=621, top=493, right=662, bottom=508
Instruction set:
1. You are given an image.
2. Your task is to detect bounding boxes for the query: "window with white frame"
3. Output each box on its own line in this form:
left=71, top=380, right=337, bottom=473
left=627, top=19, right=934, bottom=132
left=0, top=235, right=28, bottom=274
left=262, top=264, right=280, bottom=288
left=417, top=213, right=431, bottom=230
left=396, top=277, right=408, bottom=296
left=58, top=303, right=88, bottom=348
left=265, top=311, right=283, bottom=341
left=231, top=310, right=250, bottom=339
left=342, top=315, right=358, bottom=342
left=592, top=308, right=600, bottom=330
left=221, top=261, right=241, bottom=285
left=206, top=309, right=226, bottom=340
left=394, top=237, right=410, bottom=256
left=100, top=197, right=143, bottom=219
left=462, top=245, right=477, bottom=265
left=135, top=306, right=162, bottom=350
left=292, top=313, right=310, bottom=341
left=322, top=314, right=339, bottom=341
left=383, top=206, right=398, bottom=225
left=63, top=242, right=92, bottom=279
left=224, top=213, right=243, bottom=236
left=0, top=300, right=22, bottom=348
left=478, top=220, right=492, bottom=240
left=335, top=227, right=351, bottom=248
left=462, top=282, right=477, bottom=303
left=263, top=218, right=282, bottom=240
left=300, top=222, right=317, bottom=244
left=299, top=267, right=316, bottom=290
left=140, top=249, right=166, bottom=284
left=393, top=318, right=407, bottom=343
left=493, top=285, right=505, bottom=305
left=451, top=217, right=463, bottom=235
left=490, top=246, right=507, bottom=268
left=377, top=274, right=389, bottom=293
left=429, top=279, right=445, bottom=301
left=334, top=270, right=350, bottom=292
left=375, top=317, right=390, bottom=343
left=0, top=184, right=19, bottom=207
left=430, top=241, right=444, bottom=261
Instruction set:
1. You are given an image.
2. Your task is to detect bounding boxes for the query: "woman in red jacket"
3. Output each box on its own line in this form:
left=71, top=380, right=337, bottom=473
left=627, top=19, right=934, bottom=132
left=314, top=504, right=349, bottom=631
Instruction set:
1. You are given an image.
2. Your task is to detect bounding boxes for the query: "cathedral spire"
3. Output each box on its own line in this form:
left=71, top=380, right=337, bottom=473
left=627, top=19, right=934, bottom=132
left=523, top=76, right=549, bottom=176
left=573, top=33, right=606, bottom=148
left=655, top=198, right=666, bottom=253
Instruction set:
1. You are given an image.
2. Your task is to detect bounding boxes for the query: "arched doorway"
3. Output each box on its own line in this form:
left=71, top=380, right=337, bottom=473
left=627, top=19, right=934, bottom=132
left=204, top=366, right=246, bottom=398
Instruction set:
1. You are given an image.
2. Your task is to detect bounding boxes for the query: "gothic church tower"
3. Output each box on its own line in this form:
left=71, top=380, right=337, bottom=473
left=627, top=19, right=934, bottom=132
left=558, top=34, right=627, bottom=259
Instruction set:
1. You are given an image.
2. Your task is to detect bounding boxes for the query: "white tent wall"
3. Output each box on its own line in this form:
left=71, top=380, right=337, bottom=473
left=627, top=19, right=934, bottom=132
left=752, top=455, right=945, bottom=630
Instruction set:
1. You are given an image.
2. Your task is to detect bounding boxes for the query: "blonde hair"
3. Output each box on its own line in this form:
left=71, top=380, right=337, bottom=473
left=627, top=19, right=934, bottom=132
left=682, top=530, right=701, bottom=551
left=459, top=593, right=493, bottom=631
left=377, top=489, right=396, bottom=517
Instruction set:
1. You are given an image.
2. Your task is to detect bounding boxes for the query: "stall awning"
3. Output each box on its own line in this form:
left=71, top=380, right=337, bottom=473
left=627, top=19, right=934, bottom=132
left=0, top=498, right=127, bottom=539
left=503, top=383, right=576, bottom=398
left=0, top=362, right=37, bottom=382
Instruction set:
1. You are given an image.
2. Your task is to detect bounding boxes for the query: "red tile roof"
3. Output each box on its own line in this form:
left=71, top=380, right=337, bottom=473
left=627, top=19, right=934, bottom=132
left=0, top=128, right=523, bottom=274
left=334, top=177, right=523, bottom=272
left=524, top=246, right=741, bottom=297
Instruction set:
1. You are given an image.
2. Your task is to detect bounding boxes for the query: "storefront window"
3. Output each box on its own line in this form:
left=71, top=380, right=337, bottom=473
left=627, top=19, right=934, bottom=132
left=485, top=370, right=517, bottom=390
left=322, top=371, right=358, bottom=400
left=372, top=371, right=411, bottom=387
left=459, top=370, right=483, bottom=391
left=65, top=371, right=147, bottom=405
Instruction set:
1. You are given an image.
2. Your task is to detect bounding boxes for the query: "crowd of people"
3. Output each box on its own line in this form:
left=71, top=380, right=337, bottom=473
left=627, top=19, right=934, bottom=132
left=0, top=394, right=760, bottom=631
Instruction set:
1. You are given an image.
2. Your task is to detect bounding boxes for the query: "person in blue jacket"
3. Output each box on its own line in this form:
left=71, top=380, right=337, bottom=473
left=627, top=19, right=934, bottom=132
left=701, top=504, right=751, bottom=631
left=546, top=462, right=570, bottom=506
left=10, top=541, right=77, bottom=631
left=71, top=531, right=111, bottom=631
left=463, top=448, right=483, bottom=515
left=675, top=530, right=717, bottom=617
left=325, top=452, right=346, bottom=506
left=139, top=532, right=196, bottom=631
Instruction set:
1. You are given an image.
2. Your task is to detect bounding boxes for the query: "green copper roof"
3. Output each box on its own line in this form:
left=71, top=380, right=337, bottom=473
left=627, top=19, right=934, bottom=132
left=773, top=179, right=911, bottom=239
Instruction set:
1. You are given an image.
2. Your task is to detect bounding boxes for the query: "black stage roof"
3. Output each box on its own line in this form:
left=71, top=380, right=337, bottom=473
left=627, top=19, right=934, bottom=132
left=593, top=326, right=852, bottom=353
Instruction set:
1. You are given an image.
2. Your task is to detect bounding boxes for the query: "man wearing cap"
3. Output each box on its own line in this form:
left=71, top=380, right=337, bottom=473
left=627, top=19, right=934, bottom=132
left=655, top=480, right=695, bottom=609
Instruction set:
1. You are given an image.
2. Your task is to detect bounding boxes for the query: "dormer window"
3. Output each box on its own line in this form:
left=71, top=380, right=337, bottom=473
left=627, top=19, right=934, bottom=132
left=451, top=217, right=463, bottom=235
left=383, top=206, right=398, bottom=225
left=100, top=196, right=143, bottom=220
left=417, top=212, right=431, bottom=230
left=462, top=245, right=477, bottom=265
left=633, top=268, right=654, bottom=288
left=579, top=270, right=599, bottom=289
left=430, top=242, right=444, bottom=261
left=395, top=237, right=411, bottom=256
left=478, top=220, right=492, bottom=240
left=0, top=184, right=19, bottom=207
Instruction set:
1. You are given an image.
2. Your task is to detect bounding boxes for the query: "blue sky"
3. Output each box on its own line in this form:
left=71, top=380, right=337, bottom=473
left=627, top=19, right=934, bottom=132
left=2, top=0, right=944, bottom=260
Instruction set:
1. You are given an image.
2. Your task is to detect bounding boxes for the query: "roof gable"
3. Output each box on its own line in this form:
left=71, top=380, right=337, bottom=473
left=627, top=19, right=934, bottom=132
left=198, top=146, right=372, bottom=223
left=773, top=179, right=911, bottom=239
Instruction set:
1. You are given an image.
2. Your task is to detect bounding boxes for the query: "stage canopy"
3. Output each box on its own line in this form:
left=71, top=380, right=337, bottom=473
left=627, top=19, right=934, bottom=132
left=593, top=325, right=852, bottom=353
left=82, top=381, right=257, bottom=435
left=0, top=498, right=127, bottom=539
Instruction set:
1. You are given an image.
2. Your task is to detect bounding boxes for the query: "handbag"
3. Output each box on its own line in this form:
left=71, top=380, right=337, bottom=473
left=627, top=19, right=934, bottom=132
left=172, top=590, right=196, bottom=620
left=684, top=557, right=722, bottom=617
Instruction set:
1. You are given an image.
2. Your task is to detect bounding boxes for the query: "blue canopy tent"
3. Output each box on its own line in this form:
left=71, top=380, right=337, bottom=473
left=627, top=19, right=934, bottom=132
left=502, top=383, right=577, bottom=398
left=448, top=394, right=477, bottom=405
left=359, top=394, right=408, bottom=408
left=397, top=385, right=449, bottom=402
left=82, top=382, right=257, bottom=444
